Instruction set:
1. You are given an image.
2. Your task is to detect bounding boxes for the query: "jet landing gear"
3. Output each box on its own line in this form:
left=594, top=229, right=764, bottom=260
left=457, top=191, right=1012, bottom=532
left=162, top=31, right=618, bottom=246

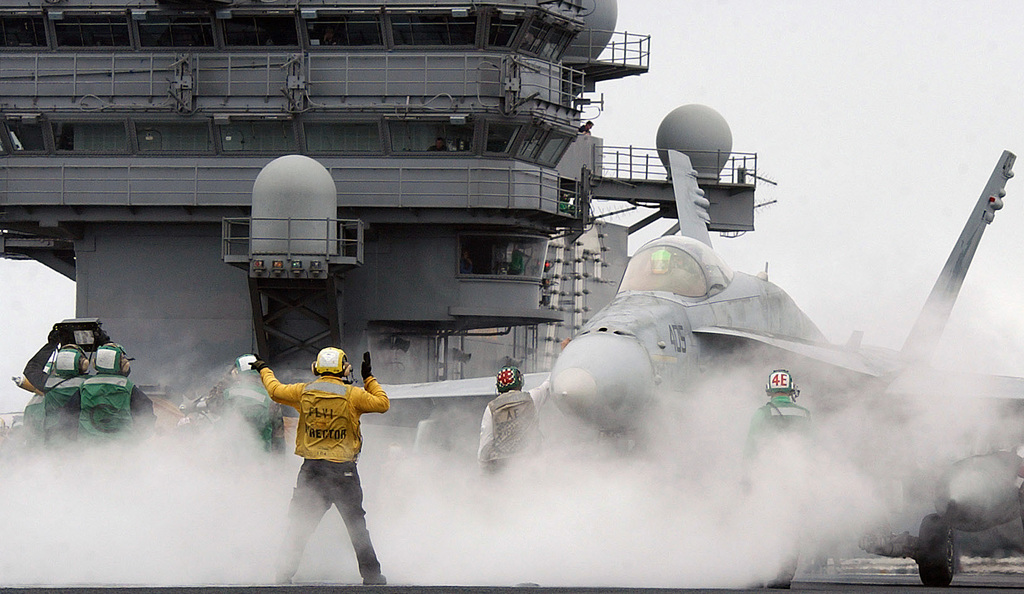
left=916, top=513, right=955, bottom=587
left=858, top=514, right=956, bottom=587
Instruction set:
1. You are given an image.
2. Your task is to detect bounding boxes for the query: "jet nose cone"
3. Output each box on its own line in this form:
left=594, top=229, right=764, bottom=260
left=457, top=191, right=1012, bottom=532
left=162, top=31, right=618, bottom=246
left=550, top=332, right=655, bottom=430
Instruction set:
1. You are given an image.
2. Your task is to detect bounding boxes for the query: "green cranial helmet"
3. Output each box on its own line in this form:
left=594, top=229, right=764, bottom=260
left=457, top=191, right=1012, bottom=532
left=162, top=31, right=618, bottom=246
left=53, top=344, right=89, bottom=378
left=235, top=354, right=258, bottom=374
left=496, top=366, right=524, bottom=393
left=95, top=343, right=131, bottom=376
left=766, top=369, right=797, bottom=397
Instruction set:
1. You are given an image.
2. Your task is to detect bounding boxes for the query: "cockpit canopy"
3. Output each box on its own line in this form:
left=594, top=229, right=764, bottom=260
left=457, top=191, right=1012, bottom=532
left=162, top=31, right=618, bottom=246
left=617, top=236, right=734, bottom=298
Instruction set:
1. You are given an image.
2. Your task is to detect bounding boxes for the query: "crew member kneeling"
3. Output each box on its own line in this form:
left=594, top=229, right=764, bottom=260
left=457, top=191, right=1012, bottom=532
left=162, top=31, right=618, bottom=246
left=252, top=348, right=389, bottom=585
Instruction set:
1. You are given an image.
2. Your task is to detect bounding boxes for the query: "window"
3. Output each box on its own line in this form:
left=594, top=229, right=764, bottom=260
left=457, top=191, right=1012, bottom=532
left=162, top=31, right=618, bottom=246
left=307, top=15, right=382, bottom=46
left=558, top=177, right=578, bottom=215
left=485, top=123, right=520, bottom=153
left=618, top=238, right=734, bottom=298
left=536, top=133, right=572, bottom=165
left=486, top=14, right=522, bottom=47
left=520, top=20, right=573, bottom=60
left=1, top=16, right=47, bottom=47
left=138, top=14, right=215, bottom=48
left=136, top=122, right=212, bottom=152
left=6, top=121, right=46, bottom=152
left=619, top=245, right=706, bottom=297
left=391, top=13, right=476, bottom=46
left=54, top=122, right=127, bottom=152
left=520, top=21, right=548, bottom=55
left=305, top=122, right=380, bottom=153
left=515, top=127, right=545, bottom=160
left=459, top=236, right=548, bottom=277
left=54, top=15, right=131, bottom=47
left=389, top=121, right=473, bottom=153
left=223, top=15, right=298, bottom=46
left=220, top=121, right=295, bottom=152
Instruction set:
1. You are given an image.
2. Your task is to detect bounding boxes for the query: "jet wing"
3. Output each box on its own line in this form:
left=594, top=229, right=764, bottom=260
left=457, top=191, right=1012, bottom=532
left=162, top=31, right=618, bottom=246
left=372, top=372, right=549, bottom=429
left=692, top=326, right=900, bottom=377
left=694, top=326, right=1024, bottom=400
left=885, top=365, right=1024, bottom=400
left=381, top=371, right=549, bottom=400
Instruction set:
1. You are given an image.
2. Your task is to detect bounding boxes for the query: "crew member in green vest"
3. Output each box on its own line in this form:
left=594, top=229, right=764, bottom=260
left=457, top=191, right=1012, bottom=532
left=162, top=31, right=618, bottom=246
left=21, top=327, right=65, bottom=445
left=21, top=326, right=98, bottom=446
left=743, top=369, right=812, bottom=589
left=40, top=344, right=92, bottom=446
left=744, top=369, right=811, bottom=459
left=191, top=354, right=285, bottom=452
left=78, top=343, right=155, bottom=440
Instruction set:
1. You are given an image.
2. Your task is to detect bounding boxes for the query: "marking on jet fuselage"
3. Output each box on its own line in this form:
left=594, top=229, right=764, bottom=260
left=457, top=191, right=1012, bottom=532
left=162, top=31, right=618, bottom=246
left=669, top=325, right=687, bottom=353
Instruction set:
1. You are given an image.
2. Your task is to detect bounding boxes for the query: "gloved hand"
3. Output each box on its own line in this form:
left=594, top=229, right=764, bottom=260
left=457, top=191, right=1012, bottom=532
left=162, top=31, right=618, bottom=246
left=361, top=352, right=372, bottom=380
left=250, top=359, right=269, bottom=372
left=95, top=328, right=111, bottom=345
left=47, top=326, right=61, bottom=345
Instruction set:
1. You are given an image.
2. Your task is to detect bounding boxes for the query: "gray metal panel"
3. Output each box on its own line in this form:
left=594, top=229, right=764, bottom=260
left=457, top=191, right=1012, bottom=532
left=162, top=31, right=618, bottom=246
left=74, top=223, right=254, bottom=389
left=0, top=52, right=551, bottom=113
left=308, top=53, right=505, bottom=100
left=62, top=167, right=132, bottom=206
left=0, top=54, right=175, bottom=109
left=128, top=166, right=205, bottom=206
left=194, top=53, right=294, bottom=105
left=359, top=233, right=456, bottom=321
left=706, top=186, right=754, bottom=232
left=1, top=164, right=67, bottom=205
left=2, top=156, right=568, bottom=213
left=556, top=135, right=600, bottom=178
left=344, top=231, right=548, bottom=326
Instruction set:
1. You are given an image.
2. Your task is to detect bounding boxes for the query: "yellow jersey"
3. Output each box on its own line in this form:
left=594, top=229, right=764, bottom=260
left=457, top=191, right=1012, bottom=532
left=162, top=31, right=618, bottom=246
left=260, top=370, right=389, bottom=462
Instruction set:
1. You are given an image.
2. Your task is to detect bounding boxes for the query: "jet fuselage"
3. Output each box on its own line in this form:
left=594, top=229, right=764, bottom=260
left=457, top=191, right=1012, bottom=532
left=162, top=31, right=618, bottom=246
left=549, top=235, right=825, bottom=432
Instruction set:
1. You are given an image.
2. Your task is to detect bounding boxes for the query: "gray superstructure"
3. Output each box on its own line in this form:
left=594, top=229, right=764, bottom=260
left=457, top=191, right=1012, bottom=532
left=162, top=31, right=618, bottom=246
left=0, top=0, right=644, bottom=390
left=0, top=0, right=755, bottom=395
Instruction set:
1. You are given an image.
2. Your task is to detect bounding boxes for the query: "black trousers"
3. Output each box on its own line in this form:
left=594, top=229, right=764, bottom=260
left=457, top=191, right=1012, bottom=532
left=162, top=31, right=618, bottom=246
left=278, top=458, right=382, bottom=581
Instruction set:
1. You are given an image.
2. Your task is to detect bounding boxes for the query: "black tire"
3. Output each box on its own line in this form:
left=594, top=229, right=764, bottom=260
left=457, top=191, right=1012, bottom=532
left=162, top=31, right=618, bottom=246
left=917, top=513, right=955, bottom=587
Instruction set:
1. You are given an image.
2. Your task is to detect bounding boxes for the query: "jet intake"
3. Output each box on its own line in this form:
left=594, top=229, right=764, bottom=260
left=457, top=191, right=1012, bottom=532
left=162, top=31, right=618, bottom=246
left=933, top=451, right=1022, bottom=532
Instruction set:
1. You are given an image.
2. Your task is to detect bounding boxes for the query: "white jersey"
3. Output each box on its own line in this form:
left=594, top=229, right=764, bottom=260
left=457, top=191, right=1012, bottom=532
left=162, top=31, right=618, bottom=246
left=477, top=379, right=551, bottom=462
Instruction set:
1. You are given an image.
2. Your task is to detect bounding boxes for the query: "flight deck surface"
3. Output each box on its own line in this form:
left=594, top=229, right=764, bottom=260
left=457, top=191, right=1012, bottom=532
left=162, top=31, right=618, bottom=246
left=6, top=578, right=1024, bottom=594
left=7, top=562, right=1024, bottom=594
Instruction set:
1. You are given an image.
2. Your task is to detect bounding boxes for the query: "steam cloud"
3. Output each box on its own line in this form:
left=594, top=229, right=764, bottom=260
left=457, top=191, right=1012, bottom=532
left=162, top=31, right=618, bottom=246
left=0, top=349, right=1017, bottom=588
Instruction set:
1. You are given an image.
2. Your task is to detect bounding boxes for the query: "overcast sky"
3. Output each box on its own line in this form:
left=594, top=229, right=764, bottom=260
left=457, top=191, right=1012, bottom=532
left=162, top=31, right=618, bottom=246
left=2, top=0, right=1024, bottom=412
left=596, top=0, right=1024, bottom=370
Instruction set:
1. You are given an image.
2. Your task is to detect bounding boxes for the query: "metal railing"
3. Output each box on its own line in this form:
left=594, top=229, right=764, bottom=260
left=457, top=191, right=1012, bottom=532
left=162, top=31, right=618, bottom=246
left=0, top=51, right=580, bottom=110
left=2, top=161, right=580, bottom=217
left=568, top=30, right=650, bottom=70
left=517, top=60, right=585, bottom=110
left=599, top=145, right=758, bottom=185
left=221, top=217, right=364, bottom=264
left=597, top=31, right=650, bottom=69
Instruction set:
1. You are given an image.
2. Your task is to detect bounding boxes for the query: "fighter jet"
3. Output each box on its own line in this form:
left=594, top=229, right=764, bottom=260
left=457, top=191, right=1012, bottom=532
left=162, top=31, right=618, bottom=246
left=548, top=149, right=1021, bottom=586
left=387, top=149, right=1019, bottom=587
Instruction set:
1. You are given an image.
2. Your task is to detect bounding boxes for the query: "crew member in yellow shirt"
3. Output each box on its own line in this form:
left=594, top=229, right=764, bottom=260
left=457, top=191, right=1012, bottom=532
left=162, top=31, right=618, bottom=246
left=252, top=347, right=389, bottom=585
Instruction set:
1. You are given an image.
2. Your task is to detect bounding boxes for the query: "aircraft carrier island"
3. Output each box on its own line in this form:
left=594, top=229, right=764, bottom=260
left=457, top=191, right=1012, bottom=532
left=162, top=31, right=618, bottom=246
left=0, top=0, right=757, bottom=393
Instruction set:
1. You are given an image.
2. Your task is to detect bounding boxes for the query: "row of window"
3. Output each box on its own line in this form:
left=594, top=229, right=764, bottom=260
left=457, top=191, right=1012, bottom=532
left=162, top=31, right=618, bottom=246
left=1, top=117, right=576, bottom=166
left=0, top=8, right=575, bottom=61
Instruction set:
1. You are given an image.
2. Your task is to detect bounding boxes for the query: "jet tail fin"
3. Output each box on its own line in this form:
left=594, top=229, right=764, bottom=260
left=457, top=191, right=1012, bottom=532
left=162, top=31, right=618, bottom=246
left=667, top=150, right=712, bottom=246
left=900, top=150, right=1016, bottom=363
